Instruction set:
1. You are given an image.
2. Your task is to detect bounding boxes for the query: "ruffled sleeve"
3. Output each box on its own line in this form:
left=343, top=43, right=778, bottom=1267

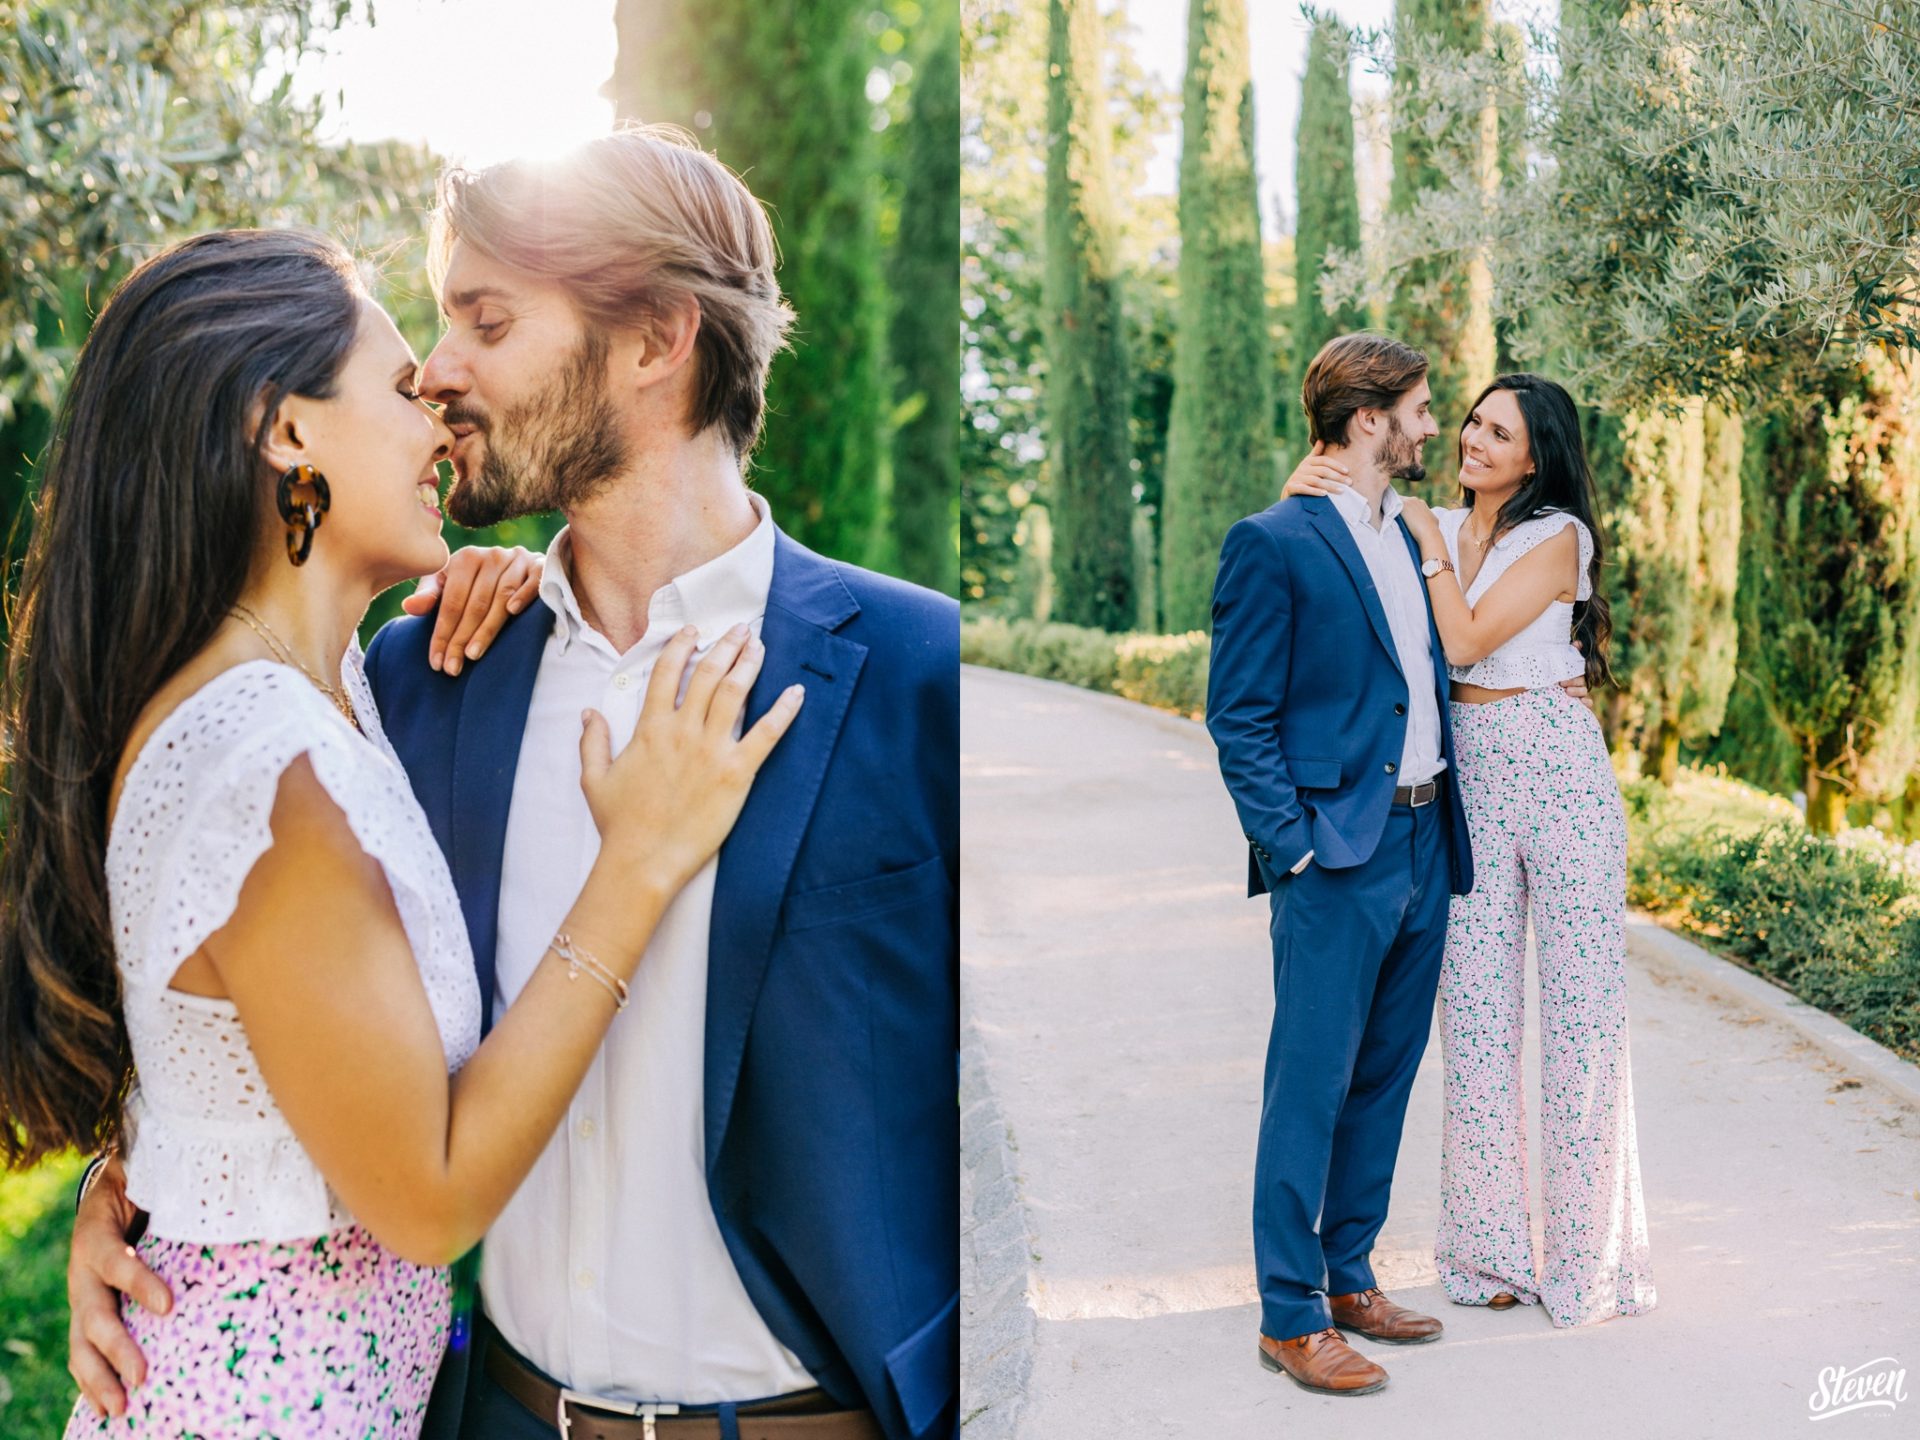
left=121, top=669, right=436, bottom=991
left=1500, top=511, right=1594, bottom=601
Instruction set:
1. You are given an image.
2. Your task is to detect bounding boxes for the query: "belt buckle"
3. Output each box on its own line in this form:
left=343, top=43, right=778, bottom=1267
left=556, top=1388, right=679, bottom=1440
left=1408, top=780, right=1434, bottom=808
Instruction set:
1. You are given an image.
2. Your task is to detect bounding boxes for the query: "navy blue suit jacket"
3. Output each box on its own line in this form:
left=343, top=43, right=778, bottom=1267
left=364, top=527, right=960, bottom=1440
left=1205, top=494, right=1473, bottom=898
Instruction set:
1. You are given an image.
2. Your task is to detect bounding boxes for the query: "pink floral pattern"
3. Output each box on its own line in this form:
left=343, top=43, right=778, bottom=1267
left=64, top=1223, right=449, bottom=1438
left=1434, top=685, right=1657, bottom=1327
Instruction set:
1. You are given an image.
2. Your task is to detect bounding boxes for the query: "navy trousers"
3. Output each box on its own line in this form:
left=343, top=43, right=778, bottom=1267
left=1254, top=798, right=1451, bottom=1342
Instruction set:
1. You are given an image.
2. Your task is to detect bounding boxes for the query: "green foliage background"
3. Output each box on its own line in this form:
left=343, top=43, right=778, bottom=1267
left=1042, top=0, right=1137, bottom=631
left=1155, top=0, right=1273, bottom=634
left=961, top=0, right=1920, bottom=840
left=1287, top=13, right=1365, bottom=455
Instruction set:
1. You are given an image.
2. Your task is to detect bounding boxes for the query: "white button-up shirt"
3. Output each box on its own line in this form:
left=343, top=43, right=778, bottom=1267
left=481, top=491, right=815, bottom=1405
left=1327, top=484, right=1446, bottom=785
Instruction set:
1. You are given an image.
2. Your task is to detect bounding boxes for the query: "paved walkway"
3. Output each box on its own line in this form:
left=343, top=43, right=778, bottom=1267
left=961, top=665, right=1920, bottom=1440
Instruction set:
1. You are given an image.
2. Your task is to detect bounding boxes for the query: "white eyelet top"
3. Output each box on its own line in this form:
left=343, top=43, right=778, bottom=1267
left=108, top=641, right=481, bottom=1243
left=1437, top=507, right=1595, bottom=690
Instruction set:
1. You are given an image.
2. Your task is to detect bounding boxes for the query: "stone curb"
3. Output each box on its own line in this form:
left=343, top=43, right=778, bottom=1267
left=959, top=1001, right=1036, bottom=1439
left=1626, top=913, right=1920, bottom=1114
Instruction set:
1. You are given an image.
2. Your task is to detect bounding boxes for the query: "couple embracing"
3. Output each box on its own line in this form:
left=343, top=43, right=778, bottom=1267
left=0, top=124, right=957, bottom=1439
left=1207, top=334, right=1657, bottom=1398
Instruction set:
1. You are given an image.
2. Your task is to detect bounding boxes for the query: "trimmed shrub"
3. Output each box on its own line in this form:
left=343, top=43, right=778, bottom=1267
left=1634, top=822, right=1920, bottom=1063
left=1113, top=632, right=1210, bottom=714
left=962, top=617, right=1208, bottom=713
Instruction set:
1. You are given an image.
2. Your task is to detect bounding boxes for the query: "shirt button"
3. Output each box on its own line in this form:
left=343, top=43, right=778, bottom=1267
left=1385, top=762, right=1398, bottom=774
left=577, top=1117, right=596, bottom=1139
left=612, top=673, right=633, bottom=691
left=576, top=1269, right=595, bottom=1290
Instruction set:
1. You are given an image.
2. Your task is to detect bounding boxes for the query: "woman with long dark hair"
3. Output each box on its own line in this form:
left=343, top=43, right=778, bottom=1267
left=1284, top=372, right=1657, bottom=1329
left=0, top=229, right=802, bottom=1437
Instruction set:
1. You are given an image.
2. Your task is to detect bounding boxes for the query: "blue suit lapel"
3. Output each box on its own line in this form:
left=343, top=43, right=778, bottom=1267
left=450, top=603, right=553, bottom=1031
left=1398, top=515, right=1458, bottom=752
left=1396, top=517, right=1446, bottom=673
left=1304, top=495, right=1403, bottom=677
left=704, top=530, right=867, bottom=1173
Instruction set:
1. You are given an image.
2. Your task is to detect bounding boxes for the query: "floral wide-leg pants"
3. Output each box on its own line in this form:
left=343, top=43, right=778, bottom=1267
left=1434, top=685, right=1657, bottom=1327
left=63, top=1223, right=450, bottom=1438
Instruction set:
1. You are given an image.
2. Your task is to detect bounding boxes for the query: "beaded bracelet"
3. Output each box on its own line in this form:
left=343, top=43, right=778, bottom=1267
left=551, top=931, right=630, bottom=1012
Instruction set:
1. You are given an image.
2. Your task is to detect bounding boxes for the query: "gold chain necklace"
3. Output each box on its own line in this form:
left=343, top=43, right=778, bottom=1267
left=228, top=602, right=360, bottom=731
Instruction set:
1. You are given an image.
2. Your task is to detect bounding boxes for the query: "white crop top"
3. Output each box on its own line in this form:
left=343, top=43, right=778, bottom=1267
left=1437, top=507, right=1594, bottom=690
left=108, top=643, right=481, bottom=1243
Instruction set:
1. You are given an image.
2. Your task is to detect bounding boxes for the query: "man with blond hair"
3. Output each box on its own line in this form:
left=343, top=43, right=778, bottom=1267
left=69, top=124, right=958, bottom=1440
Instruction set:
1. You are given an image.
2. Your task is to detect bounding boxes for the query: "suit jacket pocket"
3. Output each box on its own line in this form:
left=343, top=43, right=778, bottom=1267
left=1287, top=756, right=1341, bottom=790
left=782, top=855, right=950, bottom=935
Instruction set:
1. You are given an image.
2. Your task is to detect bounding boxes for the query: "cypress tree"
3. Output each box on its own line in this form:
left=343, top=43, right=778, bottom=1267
left=887, top=9, right=961, bottom=594
left=1492, top=18, right=1528, bottom=373
left=1607, top=403, right=1705, bottom=782
left=1593, top=401, right=1742, bottom=781
left=1736, top=354, right=1920, bottom=832
left=606, top=0, right=884, bottom=563
left=1288, top=13, right=1366, bottom=455
left=1043, top=0, right=1135, bottom=630
left=1158, top=0, right=1274, bottom=633
left=1387, top=0, right=1495, bottom=493
left=1677, top=405, right=1742, bottom=745
left=1583, top=405, right=1634, bottom=750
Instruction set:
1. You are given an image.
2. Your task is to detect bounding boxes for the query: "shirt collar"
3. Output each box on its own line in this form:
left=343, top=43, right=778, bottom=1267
left=1328, top=480, right=1404, bottom=531
left=539, top=490, right=776, bottom=656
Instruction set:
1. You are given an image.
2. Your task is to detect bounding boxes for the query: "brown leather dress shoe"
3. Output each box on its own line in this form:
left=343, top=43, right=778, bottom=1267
left=1487, top=1292, right=1519, bottom=1311
left=1258, top=1328, right=1389, bottom=1396
left=1328, top=1287, right=1445, bottom=1345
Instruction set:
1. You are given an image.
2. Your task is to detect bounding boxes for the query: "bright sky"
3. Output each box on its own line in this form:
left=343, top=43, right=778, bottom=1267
left=292, top=0, right=1549, bottom=228
left=1121, top=0, right=1549, bottom=237
left=292, top=0, right=617, bottom=166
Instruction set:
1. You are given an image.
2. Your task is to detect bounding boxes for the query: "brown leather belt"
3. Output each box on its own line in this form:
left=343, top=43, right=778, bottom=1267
left=484, top=1333, right=885, bottom=1440
left=1392, top=777, right=1442, bottom=807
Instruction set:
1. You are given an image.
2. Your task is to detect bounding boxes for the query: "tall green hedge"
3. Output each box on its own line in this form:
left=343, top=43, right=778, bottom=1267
left=1043, top=0, right=1136, bottom=631
left=888, top=7, right=961, bottom=594
left=1158, top=0, right=1274, bottom=633
left=1288, top=13, right=1367, bottom=457
left=1734, top=354, right=1920, bottom=833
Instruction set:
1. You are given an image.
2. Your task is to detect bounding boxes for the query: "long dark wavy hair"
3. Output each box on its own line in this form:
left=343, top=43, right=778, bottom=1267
left=0, top=230, right=362, bottom=1167
left=1457, top=372, right=1613, bottom=688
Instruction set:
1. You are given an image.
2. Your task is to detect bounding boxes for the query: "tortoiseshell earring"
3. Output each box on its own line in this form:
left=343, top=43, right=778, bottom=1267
left=275, top=463, right=332, bottom=566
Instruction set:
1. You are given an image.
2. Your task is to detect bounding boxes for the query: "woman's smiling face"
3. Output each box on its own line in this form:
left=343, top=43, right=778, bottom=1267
left=270, top=298, right=455, bottom=586
left=1457, top=386, right=1533, bottom=497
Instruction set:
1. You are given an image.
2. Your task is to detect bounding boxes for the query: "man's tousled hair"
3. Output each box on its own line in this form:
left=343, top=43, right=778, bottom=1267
left=429, top=122, right=795, bottom=458
left=1300, top=333, right=1429, bottom=447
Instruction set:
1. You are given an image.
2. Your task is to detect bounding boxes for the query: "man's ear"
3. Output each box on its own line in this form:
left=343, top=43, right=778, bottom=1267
left=1351, top=406, right=1382, bottom=440
left=634, top=297, right=703, bottom=392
